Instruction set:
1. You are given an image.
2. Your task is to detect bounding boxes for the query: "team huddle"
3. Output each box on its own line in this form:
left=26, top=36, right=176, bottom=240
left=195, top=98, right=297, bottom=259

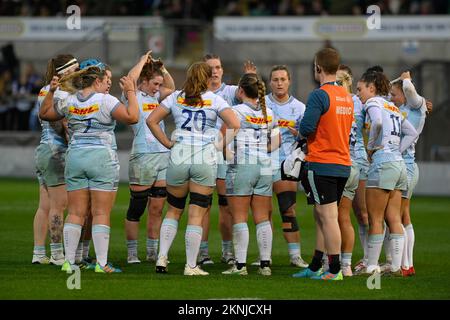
left=31, top=47, right=428, bottom=280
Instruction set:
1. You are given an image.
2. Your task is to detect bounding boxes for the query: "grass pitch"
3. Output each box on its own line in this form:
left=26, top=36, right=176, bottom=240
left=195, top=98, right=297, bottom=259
left=1, top=178, right=449, bottom=300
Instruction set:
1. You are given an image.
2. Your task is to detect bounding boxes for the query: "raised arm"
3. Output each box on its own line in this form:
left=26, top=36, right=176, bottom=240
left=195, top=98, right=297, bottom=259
left=39, top=76, right=64, bottom=121
left=157, top=59, right=176, bottom=101
left=400, top=72, right=424, bottom=109
left=128, top=51, right=152, bottom=86
left=112, top=76, right=139, bottom=124
left=243, top=60, right=257, bottom=74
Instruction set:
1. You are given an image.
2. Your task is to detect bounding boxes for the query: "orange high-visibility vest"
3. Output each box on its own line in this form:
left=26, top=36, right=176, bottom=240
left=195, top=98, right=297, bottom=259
left=305, top=84, right=353, bottom=166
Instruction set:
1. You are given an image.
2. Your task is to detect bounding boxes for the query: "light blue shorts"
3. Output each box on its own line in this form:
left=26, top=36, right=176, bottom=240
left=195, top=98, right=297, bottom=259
left=129, top=152, right=169, bottom=185
left=35, top=143, right=66, bottom=187
left=166, top=143, right=217, bottom=187
left=367, top=160, right=407, bottom=191
left=272, top=168, right=282, bottom=183
left=402, top=162, right=419, bottom=199
left=65, top=147, right=120, bottom=191
left=353, top=157, right=369, bottom=181
left=216, top=151, right=227, bottom=180
left=226, top=164, right=272, bottom=196
left=342, top=163, right=360, bottom=200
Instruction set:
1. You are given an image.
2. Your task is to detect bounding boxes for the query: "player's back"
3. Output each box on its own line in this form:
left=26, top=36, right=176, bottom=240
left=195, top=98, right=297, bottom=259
left=162, top=90, right=230, bottom=146
left=365, top=96, right=403, bottom=163
left=58, top=92, right=120, bottom=149
left=231, top=102, right=275, bottom=166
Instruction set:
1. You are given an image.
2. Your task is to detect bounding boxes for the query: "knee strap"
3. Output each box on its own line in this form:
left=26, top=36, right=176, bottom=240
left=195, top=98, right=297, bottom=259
left=126, top=189, right=150, bottom=222
left=277, top=191, right=297, bottom=214
left=189, top=192, right=212, bottom=208
left=281, top=215, right=299, bottom=232
left=218, top=194, right=228, bottom=206
left=167, top=192, right=187, bottom=210
left=149, top=186, right=167, bottom=198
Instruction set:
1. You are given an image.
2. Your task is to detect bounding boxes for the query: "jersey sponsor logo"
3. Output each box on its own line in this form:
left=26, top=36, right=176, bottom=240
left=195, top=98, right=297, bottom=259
left=177, top=97, right=212, bottom=108
left=38, top=90, right=48, bottom=97
left=142, top=103, right=158, bottom=112
left=277, top=119, right=295, bottom=128
left=245, top=115, right=272, bottom=125
left=383, top=102, right=400, bottom=114
left=68, top=104, right=99, bottom=116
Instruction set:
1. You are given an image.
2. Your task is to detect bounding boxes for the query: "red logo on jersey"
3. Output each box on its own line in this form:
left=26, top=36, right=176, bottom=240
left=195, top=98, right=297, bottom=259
left=69, top=104, right=99, bottom=116
left=38, top=90, right=48, bottom=97
left=245, top=116, right=272, bottom=125
left=143, top=103, right=158, bottom=112
left=277, top=119, right=295, bottom=128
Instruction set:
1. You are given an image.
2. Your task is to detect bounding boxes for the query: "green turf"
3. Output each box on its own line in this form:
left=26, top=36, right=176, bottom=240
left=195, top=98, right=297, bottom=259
left=1, top=178, right=449, bottom=299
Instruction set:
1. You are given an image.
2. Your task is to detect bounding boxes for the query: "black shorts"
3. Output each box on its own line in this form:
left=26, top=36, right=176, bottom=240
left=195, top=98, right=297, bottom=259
left=300, top=168, right=348, bottom=205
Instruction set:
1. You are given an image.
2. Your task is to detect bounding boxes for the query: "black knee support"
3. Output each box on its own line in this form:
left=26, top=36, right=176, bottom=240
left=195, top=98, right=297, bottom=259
left=149, top=186, right=167, bottom=198
left=277, top=191, right=297, bottom=214
left=189, top=192, right=212, bottom=208
left=218, top=194, right=228, bottom=206
left=167, top=192, right=187, bottom=210
left=281, top=215, right=299, bottom=232
left=126, top=189, right=150, bottom=222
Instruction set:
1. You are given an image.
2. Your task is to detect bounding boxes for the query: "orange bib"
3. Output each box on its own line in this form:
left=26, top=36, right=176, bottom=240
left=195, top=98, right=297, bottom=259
left=305, top=84, right=353, bottom=166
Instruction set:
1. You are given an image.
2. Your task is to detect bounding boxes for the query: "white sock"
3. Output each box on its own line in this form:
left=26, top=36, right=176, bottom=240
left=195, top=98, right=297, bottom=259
left=185, top=225, right=203, bottom=268
left=127, top=240, right=138, bottom=257
left=389, top=233, right=405, bottom=272
left=82, top=240, right=90, bottom=259
left=401, top=225, right=410, bottom=269
left=159, top=218, right=178, bottom=258
left=287, top=242, right=301, bottom=260
left=222, top=240, right=233, bottom=256
left=256, top=221, right=272, bottom=262
left=341, top=252, right=352, bottom=267
left=50, top=243, right=64, bottom=258
left=367, top=234, right=384, bottom=268
left=92, top=224, right=110, bottom=267
left=233, top=223, right=249, bottom=264
left=383, top=224, right=392, bottom=264
left=63, top=223, right=82, bottom=264
left=146, top=238, right=159, bottom=256
left=405, top=224, right=415, bottom=267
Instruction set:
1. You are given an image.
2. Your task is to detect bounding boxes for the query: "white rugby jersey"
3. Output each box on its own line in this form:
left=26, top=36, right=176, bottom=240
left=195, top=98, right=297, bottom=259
left=160, top=90, right=231, bottom=146
left=56, top=92, right=120, bottom=149
left=122, top=90, right=169, bottom=154
left=37, top=85, right=69, bottom=151
left=265, top=93, right=305, bottom=167
left=229, top=102, right=276, bottom=165
left=351, top=94, right=367, bottom=160
left=214, top=83, right=239, bottom=130
left=399, top=79, right=427, bottom=164
left=364, top=96, right=404, bottom=162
